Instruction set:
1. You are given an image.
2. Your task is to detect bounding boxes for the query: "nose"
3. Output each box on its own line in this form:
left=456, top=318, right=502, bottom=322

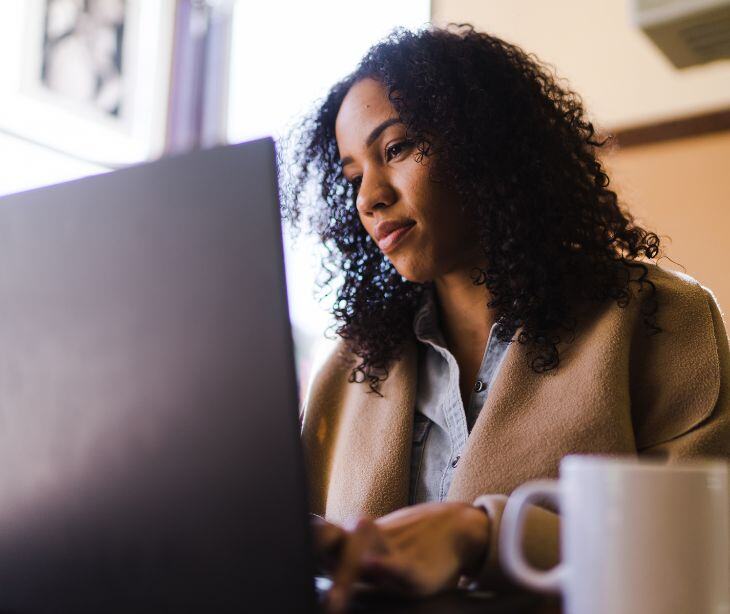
left=355, top=171, right=396, bottom=217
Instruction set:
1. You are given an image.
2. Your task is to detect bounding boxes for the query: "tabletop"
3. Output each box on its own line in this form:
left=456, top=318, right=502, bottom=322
left=332, top=587, right=561, bottom=613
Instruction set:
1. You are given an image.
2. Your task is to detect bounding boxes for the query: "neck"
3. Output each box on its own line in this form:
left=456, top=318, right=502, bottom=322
left=433, top=264, right=495, bottom=357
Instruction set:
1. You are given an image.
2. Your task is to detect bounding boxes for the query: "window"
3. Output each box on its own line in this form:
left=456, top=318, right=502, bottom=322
left=0, top=0, right=431, bottom=396
left=227, top=1, right=431, bottom=393
left=0, top=132, right=107, bottom=197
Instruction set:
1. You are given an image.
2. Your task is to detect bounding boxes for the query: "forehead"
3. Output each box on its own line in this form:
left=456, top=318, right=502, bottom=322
left=335, top=78, right=397, bottom=150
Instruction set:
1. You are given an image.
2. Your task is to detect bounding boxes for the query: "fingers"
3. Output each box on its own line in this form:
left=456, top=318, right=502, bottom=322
left=312, top=515, right=346, bottom=551
left=326, top=516, right=386, bottom=613
left=311, top=515, right=347, bottom=572
left=360, top=554, right=416, bottom=595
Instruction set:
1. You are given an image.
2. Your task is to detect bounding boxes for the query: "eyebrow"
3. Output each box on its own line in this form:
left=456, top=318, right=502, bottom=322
left=339, top=117, right=402, bottom=167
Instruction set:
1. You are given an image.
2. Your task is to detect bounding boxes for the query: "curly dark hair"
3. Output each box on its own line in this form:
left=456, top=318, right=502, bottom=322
left=282, top=23, right=661, bottom=393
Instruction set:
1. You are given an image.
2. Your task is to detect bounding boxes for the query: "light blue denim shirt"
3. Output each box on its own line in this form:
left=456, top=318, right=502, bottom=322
left=409, top=287, right=509, bottom=505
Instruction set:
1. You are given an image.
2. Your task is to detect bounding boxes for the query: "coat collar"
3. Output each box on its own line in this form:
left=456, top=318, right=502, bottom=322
left=301, top=266, right=722, bottom=522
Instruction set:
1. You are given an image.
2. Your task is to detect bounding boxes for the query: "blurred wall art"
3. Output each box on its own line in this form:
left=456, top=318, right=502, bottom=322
left=0, top=0, right=175, bottom=165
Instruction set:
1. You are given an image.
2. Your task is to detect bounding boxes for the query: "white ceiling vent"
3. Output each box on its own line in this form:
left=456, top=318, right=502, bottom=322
left=631, top=0, right=730, bottom=68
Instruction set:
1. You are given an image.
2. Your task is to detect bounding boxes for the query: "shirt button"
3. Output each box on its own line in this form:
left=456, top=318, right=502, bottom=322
left=451, top=455, right=461, bottom=468
left=474, top=380, right=486, bottom=393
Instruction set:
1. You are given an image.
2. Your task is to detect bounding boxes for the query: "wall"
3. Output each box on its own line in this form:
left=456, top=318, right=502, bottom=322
left=431, top=0, right=730, bottom=314
left=603, top=130, right=730, bottom=311
left=431, top=0, right=730, bottom=129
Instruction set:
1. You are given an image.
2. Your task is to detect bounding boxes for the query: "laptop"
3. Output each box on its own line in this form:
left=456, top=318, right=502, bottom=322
left=0, top=139, right=549, bottom=614
left=0, top=139, right=317, bottom=612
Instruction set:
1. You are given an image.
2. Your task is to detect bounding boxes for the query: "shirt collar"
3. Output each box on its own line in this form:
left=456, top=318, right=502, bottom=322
left=413, top=285, right=447, bottom=348
left=413, top=284, right=504, bottom=350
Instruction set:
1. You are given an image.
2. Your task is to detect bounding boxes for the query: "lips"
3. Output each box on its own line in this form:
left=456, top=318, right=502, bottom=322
left=374, top=219, right=416, bottom=241
left=374, top=219, right=416, bottom=254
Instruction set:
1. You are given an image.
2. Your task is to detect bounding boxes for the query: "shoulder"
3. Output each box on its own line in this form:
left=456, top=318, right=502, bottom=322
left=574, top=263, right=721, bottom=342
left=561, top=263, right=726, bottom=449
left=623, top=264, right=727, bottom=447
left=629, top=263, right=723, bottom=356
left=300, top=335, right=418, bottom=424
left=627, top=263, right=723, bottom=364
left=300, top=339, right=357, bottom=415
left=642, top=263, right=719, bottom=317
left=309, top=338, right=358, bottom=383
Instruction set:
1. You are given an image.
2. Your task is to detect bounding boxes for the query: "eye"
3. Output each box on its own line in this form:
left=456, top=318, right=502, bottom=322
left=385, top=139, right=413, bottom=162
left=349, top=176, right=362, bottom=192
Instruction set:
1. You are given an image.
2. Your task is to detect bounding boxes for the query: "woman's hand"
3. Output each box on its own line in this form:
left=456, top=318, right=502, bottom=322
left=310, top=502, right=490, bottom=613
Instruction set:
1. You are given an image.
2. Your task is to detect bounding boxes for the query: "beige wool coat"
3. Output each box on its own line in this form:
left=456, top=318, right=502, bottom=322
left=300, top=265, right=730, bottom=586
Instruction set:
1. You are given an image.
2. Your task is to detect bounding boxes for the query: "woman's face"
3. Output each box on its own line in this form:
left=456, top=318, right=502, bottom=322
left=334, top=78, right=479, bottom=284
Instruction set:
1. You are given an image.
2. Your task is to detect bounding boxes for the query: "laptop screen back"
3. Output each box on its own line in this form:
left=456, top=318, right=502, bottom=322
left=0, top=139, right=316, bottom=613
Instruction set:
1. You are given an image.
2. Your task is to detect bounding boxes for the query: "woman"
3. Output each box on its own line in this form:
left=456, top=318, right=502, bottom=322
left=285, top=24, right=730, bottom=611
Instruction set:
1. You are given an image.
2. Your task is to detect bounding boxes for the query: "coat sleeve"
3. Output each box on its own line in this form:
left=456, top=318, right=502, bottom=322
left=468, top=493, right=560, bottom=589
left=638, top=287, right=730, bottom=459
left=467, top=286, right=730, bottom=590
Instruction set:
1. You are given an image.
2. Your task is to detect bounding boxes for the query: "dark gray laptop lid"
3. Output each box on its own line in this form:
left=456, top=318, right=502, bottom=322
left=0, top=139, right=316, bottom=613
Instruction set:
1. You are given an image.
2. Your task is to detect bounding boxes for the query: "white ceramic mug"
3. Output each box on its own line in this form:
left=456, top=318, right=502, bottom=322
left=500, top=455, right=729, bottom=614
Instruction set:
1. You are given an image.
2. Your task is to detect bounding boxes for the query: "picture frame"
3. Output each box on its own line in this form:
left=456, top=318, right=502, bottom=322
left=0, top=0, right=176, bottom=166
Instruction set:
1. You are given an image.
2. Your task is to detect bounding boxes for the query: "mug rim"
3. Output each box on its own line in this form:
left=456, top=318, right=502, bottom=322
left=560, top=454, right=727, bottom=474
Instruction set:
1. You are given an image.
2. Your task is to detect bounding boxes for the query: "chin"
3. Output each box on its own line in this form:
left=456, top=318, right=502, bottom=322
left=388, top=254, right=434, bottom=284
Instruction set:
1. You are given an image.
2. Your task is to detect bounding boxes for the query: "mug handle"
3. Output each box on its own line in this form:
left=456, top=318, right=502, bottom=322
left=499, top=479, right=564, bottom=593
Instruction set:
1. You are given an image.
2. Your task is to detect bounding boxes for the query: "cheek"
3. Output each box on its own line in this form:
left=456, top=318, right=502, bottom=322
left=440, top=218, right=471, bottom=252
left=426, top=189, right=470, bottom=244
left=418, top=199, right=462, bottom=250
left=412, top=204, right=477, bottom=275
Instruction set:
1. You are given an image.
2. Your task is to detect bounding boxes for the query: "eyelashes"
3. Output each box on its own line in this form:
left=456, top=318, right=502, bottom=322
left=347, top=139, right=415, bottom=193
left=385, top=138, right=414, bottom=162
